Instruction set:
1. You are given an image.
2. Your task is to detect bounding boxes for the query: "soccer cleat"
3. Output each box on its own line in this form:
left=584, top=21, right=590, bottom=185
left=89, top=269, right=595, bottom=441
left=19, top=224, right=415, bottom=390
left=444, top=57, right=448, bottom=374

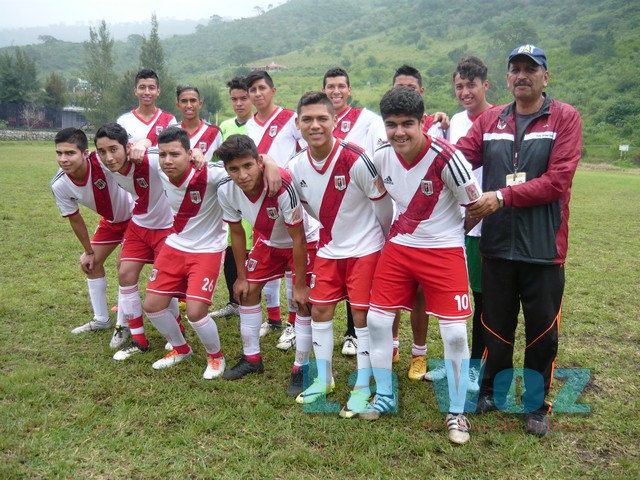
left=424, top=361, right=447, bottom=382
left=203, top=356, right=226, bottom=380
left=113, top=340, right=150, bottom=361
left=473, top=394, right=498, bottom=414
left=392, top=348, right=400, bottom=363
left=296, top=377, right=336, bottom=404
left=152, top=348, right=193, bottom=370
left=276, top=323, right=296, bottom=351
left=339, top=388, right=372, bottom=419
left=408, top=355, right=427, bottom=381
left=71, top=320, right=113, bottom=334
left=467, top=366, right=481, bottom=394
left=259, top=320, right=282, bottom=338
left=210, top=302, right=240, bottom=319
left=447, top=413, right=471, bottom=444
left=286, top=369, right=304, bottom=397
left=109, top=325, right=131, bottom=349
left=524, top=412, right=550, bottom=437
left=164, top=341, right=173, bottom=351
left=222, top=356, right=265, bottom=380
left=358, top=393, right=397, bottom=421
left=341, top=335, right=357, bottom=356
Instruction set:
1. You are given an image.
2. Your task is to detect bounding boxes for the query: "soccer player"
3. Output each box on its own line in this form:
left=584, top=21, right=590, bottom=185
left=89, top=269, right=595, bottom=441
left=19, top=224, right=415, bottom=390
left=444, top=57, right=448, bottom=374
left=245, top=70, right=306, bottom=350
left=287, top=92, right=393, bottom=413
left=117, top=68, right=177, bottom=159
left=176, top=84, right=223, bottom=161
left=366, top=87, right=481, bottom=445
left=211, top=77, right=254, bottom=321
left=321, top=67, right=387, bottom=357
left=94, top=122, right=184, bottom=361
left=51, top=128, right=133, bottom=343
left=215, top=134, right=319, bottom=396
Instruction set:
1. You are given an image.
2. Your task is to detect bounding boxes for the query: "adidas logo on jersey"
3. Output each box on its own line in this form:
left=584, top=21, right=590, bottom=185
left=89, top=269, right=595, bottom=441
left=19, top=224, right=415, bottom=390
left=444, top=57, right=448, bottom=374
left=300, top=180, right=308, bottom=188
left=383, top=176, right=394, bottom=185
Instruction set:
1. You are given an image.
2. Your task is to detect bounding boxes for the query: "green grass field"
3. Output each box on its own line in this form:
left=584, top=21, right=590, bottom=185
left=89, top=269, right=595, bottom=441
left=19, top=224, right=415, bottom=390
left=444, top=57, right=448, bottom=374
left=1, top=141, right=639, bottom=479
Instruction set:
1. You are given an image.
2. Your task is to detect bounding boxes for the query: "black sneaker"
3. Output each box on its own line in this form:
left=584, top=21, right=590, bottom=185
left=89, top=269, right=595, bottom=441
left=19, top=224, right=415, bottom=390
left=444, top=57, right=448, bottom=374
left=524, top=412, right=549, bottom=437
left=286, top=369, right=304, bottom=397
left=222, top=356, right=265, bottom=380
left=474, top=394, right=498, bottom=414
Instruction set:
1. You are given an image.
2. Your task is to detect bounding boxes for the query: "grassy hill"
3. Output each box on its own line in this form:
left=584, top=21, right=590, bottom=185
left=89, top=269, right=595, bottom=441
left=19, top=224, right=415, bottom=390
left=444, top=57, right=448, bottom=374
left=3, top=0, right=639, bottom=163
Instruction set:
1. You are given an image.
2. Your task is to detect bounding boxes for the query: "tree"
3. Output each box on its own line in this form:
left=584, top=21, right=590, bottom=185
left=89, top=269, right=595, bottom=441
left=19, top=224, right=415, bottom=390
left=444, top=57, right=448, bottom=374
left=139, top=14, right=176, bottom=114
left=20, top=104, right=45, bottom=129
left=44, top=72, right=67, bottom=108
left=84, top=20, right=115, bottom=94
left=228, top=44, right=257, bottom=66
left=197, top=83, right=223, bottom=122
left=0, top=48, right=40, bottom=104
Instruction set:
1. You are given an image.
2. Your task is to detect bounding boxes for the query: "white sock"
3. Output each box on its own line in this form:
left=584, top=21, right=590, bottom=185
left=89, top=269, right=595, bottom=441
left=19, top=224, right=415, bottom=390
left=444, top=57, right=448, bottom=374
left=87, top=276, right=109, bottom=323
left=168, top=297, right=180, bottom=319
left=240, top=304, right=262, bottom=356
left=189, top=314, right=221, bottom=355
left=311, top=320, right=334, bottom=386
left=354, top=326, right=371, bottom=391
left=412, top=343, right=427, bottom=357
left=439, top=320, right=470, bottom=414
left=367, top=308, right=395, bottom=397
left=263, top=278, right=281, bottom=309
left=119, top=285, right=142, bottom=333
left=294, top=314, right=312, bottom=367
left=146, top=308, right=187, bottom=348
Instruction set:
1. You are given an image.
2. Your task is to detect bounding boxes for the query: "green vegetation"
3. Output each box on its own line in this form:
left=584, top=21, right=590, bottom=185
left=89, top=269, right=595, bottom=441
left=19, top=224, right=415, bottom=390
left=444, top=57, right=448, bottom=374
left=1, top=143, right=639, bottom=478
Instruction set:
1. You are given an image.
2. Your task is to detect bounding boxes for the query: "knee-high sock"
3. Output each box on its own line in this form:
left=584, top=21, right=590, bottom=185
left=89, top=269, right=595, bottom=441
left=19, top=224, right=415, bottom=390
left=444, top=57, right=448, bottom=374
left=240, top=304, right=262, bottom=357
left=294, top=314, right=312, bottom=368
left=285, top=271, right=296, bottom=324
left=354, top=326, right=371, bottom=391
left=87, top=276, right=109, bottom=323
left=189, top=314, right=222, bottom=356
left=367, top=308, right=395, bottom=397
left=311, top=320, right=333, bottom=386
left=264, top=278, right=281, bottom=320
left=146, top=308, right=188, bottom=349
left=119, top=285, right=146, bottom=345
left=439, top=320, right=470, bottom=414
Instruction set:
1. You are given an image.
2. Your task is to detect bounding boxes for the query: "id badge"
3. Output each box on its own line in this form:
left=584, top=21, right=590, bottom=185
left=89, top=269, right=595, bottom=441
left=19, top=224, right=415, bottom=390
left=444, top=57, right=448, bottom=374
left=506, top=172, right=526, bottom=186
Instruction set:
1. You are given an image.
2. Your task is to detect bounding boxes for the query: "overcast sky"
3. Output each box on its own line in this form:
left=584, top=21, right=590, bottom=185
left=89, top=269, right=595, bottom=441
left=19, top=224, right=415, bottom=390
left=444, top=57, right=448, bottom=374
left=0, top=0, right=283, bottom=29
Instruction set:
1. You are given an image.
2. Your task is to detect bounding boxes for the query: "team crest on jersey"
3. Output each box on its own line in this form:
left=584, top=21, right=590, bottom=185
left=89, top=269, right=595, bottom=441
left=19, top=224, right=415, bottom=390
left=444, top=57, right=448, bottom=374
left=465, top=183, right=481, bottom=201
left=190, top=190, right=202, bottom=204
left=291, top=206, right=302, bottom=224
left=341, top=121, right=351, bottom=133
left=199, top=141, right=207, bottom=152
left=421, top=180, right=434, bottom=196
left=93, top=178, right=107, bottom=190
left=247, top=259, right=258, bottom=272
left=155, top=126, right=164, bottom=135
left=149, top=268, right=158, bottom=282
left=266, top=207, right=279, bottom=220
left=135, top=177, right=149, bottom=189
left=310, top=273, right=316, bottom=289
left=334, top=175, right=347, bottom=191
left=269, top=125, right=278, bottom=137
left=497, top=119, right=507, bottom=130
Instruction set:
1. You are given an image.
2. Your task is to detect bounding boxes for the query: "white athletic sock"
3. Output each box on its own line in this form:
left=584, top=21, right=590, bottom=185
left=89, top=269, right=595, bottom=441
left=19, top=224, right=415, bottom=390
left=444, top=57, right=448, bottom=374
left=146, top=308, right=187, bottom=348
left=189, top=314, right=221, bottom=355
left=87, top=276, right=109, bottom=323
left=439, top=320, right=470, bottom=414
left=168, top=297, right=180, bottom=319
left=240, top=304, right=262, bottom=356
left=412, top=343, right=427, bottom=357
left=354, top=326, right=371, bottom=391
left=311, top=320, right=334, bottom=386
left=294, top=314, right=312, bottom=367
left=263, top=278, right=281, bottom=309
left=367, top=308, right=395, bottom=397
left=119, top=285, right=143, bottom=333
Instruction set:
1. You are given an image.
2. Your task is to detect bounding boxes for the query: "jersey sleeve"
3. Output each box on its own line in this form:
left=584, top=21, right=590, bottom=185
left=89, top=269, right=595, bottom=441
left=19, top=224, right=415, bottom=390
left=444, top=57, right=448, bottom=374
left=365, top=113, right=387, bottom=156
left=441, top=150, right=482, bottom=206
left=352, top=152, right=387, bottom=201
left=278, top=176, right=304, bottom=227
left=217, top=183, right=242, bottom=224
left=51, top=176, right=80, bottom=217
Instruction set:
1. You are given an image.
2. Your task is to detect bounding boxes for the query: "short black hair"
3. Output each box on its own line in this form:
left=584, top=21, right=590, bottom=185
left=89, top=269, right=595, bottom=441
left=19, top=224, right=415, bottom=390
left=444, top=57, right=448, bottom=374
left=94, top=122, right=128, bottom=149
left=392, top=65, right=422, bottom=87
left=214, top=134, right=259, bottom=165
left=322, top=67, right=350, bottom=88
left=453, top=56, right=488, bottom=83
left=55, top=128, right=88, bottom=151
left=157, top=127, right=190, bottom=151
left=245, top=70, right=274, bottom=89
left=226, top=76, right=247, bottom=92
left=176, top=85, right=201, bottom=100
left=379, top=87, right=424, bottom=121
left=296, top=91, right=335, bottom=116
left=135, top=68, right=159, bottom=87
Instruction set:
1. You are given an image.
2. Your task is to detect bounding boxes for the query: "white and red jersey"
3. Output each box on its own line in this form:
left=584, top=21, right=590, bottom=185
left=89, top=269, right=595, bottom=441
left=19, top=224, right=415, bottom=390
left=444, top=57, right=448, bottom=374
left=117, top=108, right=178, bottom=154
left=51, top=151, right=133, bottom=222
left=422, top=114, right=446, bottom=139
left=182, top=120, right=223, bottom=161
left=245, top=107, right=303, bottom=166
left=108, top=153, right=173, bottom=230
left=287, top=138, right=387, bottom=259
left=373, top=135, right=481, bottom=249
left=333, top=107, right=386, bottom=157
left=159, top=161, right=228, bottom=253
left=218, top=167, right=320, bottom=249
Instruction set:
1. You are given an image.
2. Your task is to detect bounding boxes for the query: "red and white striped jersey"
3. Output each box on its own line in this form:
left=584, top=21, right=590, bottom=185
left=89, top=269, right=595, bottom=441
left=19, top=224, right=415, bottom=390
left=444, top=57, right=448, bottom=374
left=333, top=107, right=386, bottom=157
left=181, top=120, right=223, bottom=161
left=51, top=151, right=133, bottom=222
left=287, top=138, right=387, bottom=259
left=373, top=135, right=481, bottom=249
left=159, top=161, right=228, bottom=253
left=108, top=153, right=173, bottom=229
left=117, top=108, right=177, bottom=154
left=218, top=167, right=319, bottom=249
left=245, top=107, right=304, bottom=166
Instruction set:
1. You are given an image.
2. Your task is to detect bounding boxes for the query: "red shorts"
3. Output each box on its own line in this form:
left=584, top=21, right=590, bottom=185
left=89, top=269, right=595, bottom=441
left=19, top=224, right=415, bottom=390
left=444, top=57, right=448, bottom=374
left=146, top=245, right=224, bottom=305
left=309, top=251, right=380, bottom=310
left=369, top=242, right=472, bottom=321
left=120, top=222, right=171, bottom=264
left=91, top=218, right=129, bottom=245
left=246, top=239, right=317, bottom=284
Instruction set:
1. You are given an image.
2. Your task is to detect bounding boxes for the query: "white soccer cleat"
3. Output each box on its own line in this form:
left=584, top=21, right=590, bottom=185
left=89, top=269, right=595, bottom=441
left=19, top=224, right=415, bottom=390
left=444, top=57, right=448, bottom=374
left=152, top=348, right=193, bottom=370
left=71, top=320, right=113, bottom=334
left=276, top=323, right=296, bottom=351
